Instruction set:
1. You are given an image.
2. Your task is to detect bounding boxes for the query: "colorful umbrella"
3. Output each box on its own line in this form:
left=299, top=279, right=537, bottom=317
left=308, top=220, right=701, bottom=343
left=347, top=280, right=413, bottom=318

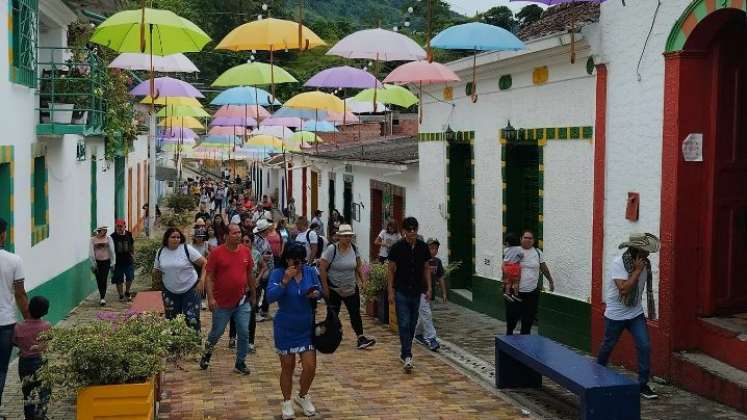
left=301, top=120, right=338, bottom=133
left=159, top=137, right=196, bottom=145
left=354, top=85, right=419, bottom=108
left=210, top=116, right=258, bottom=127
left=247, top=135, right=284, bottom=149
left=326, top=111, right=360, bottom=125
left=158, top=116, right=204, bottom=129
left=130, top=76, right=204, bottom=98
left=214, top=104, right=270, bottom=121
left=384, top=60, right=460, bottom=121
left=252, top=126, right=294, bottom=139
left=109, top=52, right=199, bottom=72
left=158, top=127, right=197, bottom=139
left=141, top=96, right=202, bottom=107
left=262, top=117, right=303, bottom=128
left=285, top=91, right=345, bottom=113
left=289, top=131, right=324, bottom=144
left=213, top=61, right=297, bottom=86
left=431, top=22, right=524, bottom=102
left=210, top=87, right=280, bottom=106
left=273, top=107, right=329, bottom=121
left=209, top=126, right=250, bottom=137
left=305, top=66, right=381, bottom=89
left=326, top=29, right=426, bottom=61
left=343, top=98, right=388, bottom=114
left=156, top=105, right=209, bottom=118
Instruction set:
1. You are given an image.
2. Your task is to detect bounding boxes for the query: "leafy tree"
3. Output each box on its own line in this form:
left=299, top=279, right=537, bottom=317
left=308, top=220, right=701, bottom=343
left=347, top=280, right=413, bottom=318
left=481, top=6, right=516, bottom=32
left=516, top=4, right=543, bottom=27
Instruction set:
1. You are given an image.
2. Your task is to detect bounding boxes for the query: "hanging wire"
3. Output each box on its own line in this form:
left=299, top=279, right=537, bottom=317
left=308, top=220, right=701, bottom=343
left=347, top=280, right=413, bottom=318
left=636, top=0, right=661, bottom=82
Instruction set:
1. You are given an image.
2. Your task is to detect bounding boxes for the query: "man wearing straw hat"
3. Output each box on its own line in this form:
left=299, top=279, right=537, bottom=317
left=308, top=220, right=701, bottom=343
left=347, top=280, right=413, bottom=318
left=596, top=233, right=660, bottom=400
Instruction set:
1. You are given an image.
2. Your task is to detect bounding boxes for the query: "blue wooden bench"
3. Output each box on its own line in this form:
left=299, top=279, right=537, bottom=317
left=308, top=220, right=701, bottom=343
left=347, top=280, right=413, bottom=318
left=495, top=335, right=640, bottom=420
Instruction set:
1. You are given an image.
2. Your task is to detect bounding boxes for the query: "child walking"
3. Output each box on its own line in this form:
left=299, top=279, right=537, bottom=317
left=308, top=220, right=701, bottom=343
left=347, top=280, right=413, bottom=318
left=13, top=296, right=51, bottom=420
left=414, top=238, right=447, bottom=352
left=502, top=233, right=523, bottom=302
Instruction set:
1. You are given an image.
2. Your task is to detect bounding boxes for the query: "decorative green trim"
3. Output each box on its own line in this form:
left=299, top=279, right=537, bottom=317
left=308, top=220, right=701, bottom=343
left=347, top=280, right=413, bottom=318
left=586, top=57, right=596, bottom=75
left=446, top=131, right=476, bottom=290
left=666, top=0, right=747, bottom=52
left=418, top=132, right=445, bottom=142
left=90, top=157, right=97, bottom=233
left=30, top=154, right=48, bottom=246
left=25, top=260, right=97, bottom=325
left=499, top=74, right=512, bottom=90
left=418, top=130, right=476, bottom=143
left=8, top=0, right=38, bottom=88
left=500, top=126, right=594, bottom=143
left=114, top=157, right=126, bottom=219
left=0, top=146, right=14, bottom=252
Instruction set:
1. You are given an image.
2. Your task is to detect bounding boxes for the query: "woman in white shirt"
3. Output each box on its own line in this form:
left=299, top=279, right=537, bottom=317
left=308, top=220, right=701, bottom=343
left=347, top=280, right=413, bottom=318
left=374, top=219, right=402, bottom=263
left=89, top=226, right=116, bottom=306
left=153, top=227, right=207, bottom=332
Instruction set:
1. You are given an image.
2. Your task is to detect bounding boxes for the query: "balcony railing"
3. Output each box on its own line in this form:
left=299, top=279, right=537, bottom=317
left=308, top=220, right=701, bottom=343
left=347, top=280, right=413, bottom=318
left=36, top=47, right=106, bottom=136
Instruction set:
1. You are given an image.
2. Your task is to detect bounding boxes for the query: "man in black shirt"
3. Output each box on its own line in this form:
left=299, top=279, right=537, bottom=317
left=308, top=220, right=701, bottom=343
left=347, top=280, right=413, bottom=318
left=387, top=217, right=432, bottom=373
left=111, top=219, right=135, bottom=301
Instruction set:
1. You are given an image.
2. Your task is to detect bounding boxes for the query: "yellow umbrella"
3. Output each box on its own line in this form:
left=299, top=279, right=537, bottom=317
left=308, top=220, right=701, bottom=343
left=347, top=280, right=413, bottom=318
left=285, top=91, right=345, bottom=113
left=247, top=134, right=283, bottom=148
left=156, top=105, right=209, bottom=118
left=141, top=96, right=202, bottom=107
left=158, top=116, right=204, bottom=129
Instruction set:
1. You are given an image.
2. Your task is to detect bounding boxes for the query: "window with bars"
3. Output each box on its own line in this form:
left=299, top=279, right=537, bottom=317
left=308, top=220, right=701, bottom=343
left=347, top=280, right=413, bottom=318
left=10, top=0, right=38, bottom=88
left=31, top=156, right=48, bottom=245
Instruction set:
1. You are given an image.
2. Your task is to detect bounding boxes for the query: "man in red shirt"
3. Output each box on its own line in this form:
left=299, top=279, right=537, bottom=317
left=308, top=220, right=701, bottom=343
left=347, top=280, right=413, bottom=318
left=200, top=223, right=256, bottom=375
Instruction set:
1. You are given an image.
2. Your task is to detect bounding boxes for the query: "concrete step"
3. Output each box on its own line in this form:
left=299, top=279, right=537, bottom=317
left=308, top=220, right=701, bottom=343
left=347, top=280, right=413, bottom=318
left=696, top=317, right=747, bottom=371
left=672, top=351, right=747, bottom=413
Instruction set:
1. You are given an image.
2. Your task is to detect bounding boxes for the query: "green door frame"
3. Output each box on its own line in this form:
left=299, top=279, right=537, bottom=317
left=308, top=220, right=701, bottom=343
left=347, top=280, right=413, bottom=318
left=445, top=131, right=476, bottom=291
left=90, top=156, right=97, bottom=233
left=114, top=157, right=126, bottom=220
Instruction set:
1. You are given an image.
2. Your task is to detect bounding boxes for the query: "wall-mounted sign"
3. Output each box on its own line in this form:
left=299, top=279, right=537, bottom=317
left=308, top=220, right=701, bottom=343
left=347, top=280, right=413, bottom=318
left=682, top=133, right=703, bottom=162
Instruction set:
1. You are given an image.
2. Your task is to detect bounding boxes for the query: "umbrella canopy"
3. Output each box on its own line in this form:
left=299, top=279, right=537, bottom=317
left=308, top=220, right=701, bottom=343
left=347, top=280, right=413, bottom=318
left=216, top=18, right=325, bottom=52
left=301, top=120, right=338, bottom=133
left=327, top=28, right=426, bottom=61
left=158, top=126, right=197, bottom=139
left=344, top=98, right=388, bottom=114
left=209, top=126, right=249, bottom=137
left=210, top=87, right=280, bottom=106
left=89, top=8, right=210, bottom=56
left=159, top=137, right=196, bottom=145
left=199, top=136, right=238, bottom=146
left=273, top=107, right=329, bottom=121
left=305, top=66, right=381, bottom=89
left=141, top=96, right=202, bottom=107
left=158, top=116, right=204, bottom=129
left=213, top=61, right=298, bottom=87
left=109, top=52, right=199, bottom=72
left=251, top=126, right=294, bottom=139
left=430, top=22, right=524, bottom=51
left=210, top=116, right=258, bottom=127
left=247, top=135, right=284, bottom=149
left=214, top=104, right=270, bottom=120
left=326, top=111, right=360, bottom=125
left=156, top=105, right=209, bottom=118
left=262, top=117, right=303, bottom=128
left=289, top=131, right=323, bottom=144
left=512, top=0, right=605, bottom=4
left=354, top=85, right=419, bottom=108
left=130, top=76, right=204, bottom=98
left=384, top=61, right=460, bottom=85
left=285, top=91, right=345, bottom=113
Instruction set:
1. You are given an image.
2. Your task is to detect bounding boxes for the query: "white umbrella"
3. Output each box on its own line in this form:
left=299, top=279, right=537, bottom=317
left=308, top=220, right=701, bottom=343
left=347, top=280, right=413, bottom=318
left=251, top=126, right=294, bottom=139
left=109, top=53, right=200, bottom=73
left=344, top=98, right=388, bottom=114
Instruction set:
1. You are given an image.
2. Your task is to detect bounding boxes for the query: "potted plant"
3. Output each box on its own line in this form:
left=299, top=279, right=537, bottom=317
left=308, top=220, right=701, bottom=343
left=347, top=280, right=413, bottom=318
left=38, top=313, right=201, bottom=420
left=360, top=263, right=383, bottom=317
left=134, top=238, right=163, bottom=291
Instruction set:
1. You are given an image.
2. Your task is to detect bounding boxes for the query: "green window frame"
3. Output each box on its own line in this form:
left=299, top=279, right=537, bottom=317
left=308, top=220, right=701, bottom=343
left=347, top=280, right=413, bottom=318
left=0, top=146, right=14, bottom=252
left=9, top=0, right=38, bottom=88
left=31, top=155, right=48, bottom=245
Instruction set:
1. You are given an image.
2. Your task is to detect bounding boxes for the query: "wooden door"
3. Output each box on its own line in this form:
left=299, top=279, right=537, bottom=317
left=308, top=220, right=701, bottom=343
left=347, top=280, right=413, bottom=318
left=370, top=188, right=383, bottom=261
left=311, top=171, right=319, bottom=213
left=710, top=22, right=747, bottom=314
left=392, top=194, right=404, bottom=226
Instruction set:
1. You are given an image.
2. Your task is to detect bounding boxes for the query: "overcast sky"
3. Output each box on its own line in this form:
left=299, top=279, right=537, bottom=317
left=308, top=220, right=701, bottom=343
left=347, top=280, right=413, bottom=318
left=445, top=0, right=546, bottom=16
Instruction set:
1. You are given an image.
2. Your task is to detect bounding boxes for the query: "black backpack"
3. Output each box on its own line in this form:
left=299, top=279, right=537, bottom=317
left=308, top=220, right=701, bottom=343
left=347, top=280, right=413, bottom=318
left=305, top=230, right=326, bottom=260
left=327, top=243, right=358, bottom=270
left=312, top=306, right=343, bottom=354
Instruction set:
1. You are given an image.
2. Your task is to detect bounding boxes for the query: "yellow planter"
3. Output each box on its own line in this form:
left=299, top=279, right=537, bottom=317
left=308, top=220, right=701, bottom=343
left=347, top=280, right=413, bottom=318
left=76, top=376, right=156, bottom=420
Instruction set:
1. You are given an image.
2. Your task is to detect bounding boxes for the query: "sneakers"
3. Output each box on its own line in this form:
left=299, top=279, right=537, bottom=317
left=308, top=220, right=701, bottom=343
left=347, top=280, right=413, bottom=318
left=256, top=312, right=267, bottom=322
left=356, top=335, right=376, bottom=349
left=126, top=293, right=133, bottom=302
left=118, top=294, right=125, bottom=302
left=429, top=338, right=441, bottom=352
left=99, top=299, right=106, bottom=306
left=199, top=347, right=213, bottom=370
left=281, top=400, right=295, bottom=419
left=401, top=356, right=414, bottom=373
left=201, top=301, right=207, bottom=310
left=228, top=338, right=236, bottom=349
left=640, top=384, right=658, bottom=400
left=233, top=361, right=250, bottom=375
left=294, top=394, right=317, bottom=416
left=414, top=334, right=427, bottom=346
left=247, top=343, right=256, bottom=354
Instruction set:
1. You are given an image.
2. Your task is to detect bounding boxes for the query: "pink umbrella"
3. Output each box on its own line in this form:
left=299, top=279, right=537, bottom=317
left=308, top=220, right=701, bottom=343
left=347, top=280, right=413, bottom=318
left=262, top=117, right=303, bottom=128
left=214, top=104, right=270, bottom=120
left=210, top=116, right=258, bottom=127
left=326, top=111, right=360, bottom=125
left=129, top=76, right=204, bottom=98
left=384, top=60, right=461, bottom=122
left=209, top=126, right=249, bottom=136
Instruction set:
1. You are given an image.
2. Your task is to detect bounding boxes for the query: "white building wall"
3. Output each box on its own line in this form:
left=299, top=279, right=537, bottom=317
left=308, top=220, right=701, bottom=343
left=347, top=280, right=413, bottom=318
left=420, top=38, right=596, bottom=300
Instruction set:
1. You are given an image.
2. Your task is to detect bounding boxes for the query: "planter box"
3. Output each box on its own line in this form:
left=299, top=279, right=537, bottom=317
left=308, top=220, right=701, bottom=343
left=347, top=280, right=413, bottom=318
left=49, top=103, right=74, bottom=124
left=377, top=290, right=389, bottom=324
left=76, top=376, right=155, bottom=420
left=365, top=299, right=378, bottom=317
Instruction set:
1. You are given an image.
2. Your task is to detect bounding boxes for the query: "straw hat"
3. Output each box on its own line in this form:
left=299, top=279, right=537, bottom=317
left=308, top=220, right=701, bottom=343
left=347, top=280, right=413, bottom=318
left=618, top=233, right=660, bottom=253
left=336, top=224, right=355, bottom=236
left=253, top=219, right=273, bottom=234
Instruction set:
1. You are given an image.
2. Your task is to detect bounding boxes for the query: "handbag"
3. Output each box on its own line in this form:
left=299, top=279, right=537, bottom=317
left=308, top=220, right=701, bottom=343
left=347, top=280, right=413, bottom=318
left=312, top=306, right=343, bottom=354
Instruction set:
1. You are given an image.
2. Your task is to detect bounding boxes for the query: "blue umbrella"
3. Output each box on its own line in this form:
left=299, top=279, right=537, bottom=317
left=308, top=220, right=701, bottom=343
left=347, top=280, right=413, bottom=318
left=274, top=107, right=329, bottom=121
left=301, top=120, right=338, bottom=133
left=431, top=22, right=524, bottom=102
left=199, top=135, right=239, bottom=145
left=210, top=86, right=282, bottom=106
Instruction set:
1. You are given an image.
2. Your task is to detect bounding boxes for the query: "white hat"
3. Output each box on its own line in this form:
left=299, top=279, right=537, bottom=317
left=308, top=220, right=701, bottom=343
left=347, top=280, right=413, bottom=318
left=336, top=224, right=355, bottom=236
left=230, top=214, right=241, bottom=225
left=263, top=210, right=273, bottom=221
left=253, top=219, right=273, bottom=234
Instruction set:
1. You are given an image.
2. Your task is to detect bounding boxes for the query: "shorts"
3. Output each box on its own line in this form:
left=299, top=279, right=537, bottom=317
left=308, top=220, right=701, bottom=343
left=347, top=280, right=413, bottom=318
left=112, top=263, right=135, bottom=284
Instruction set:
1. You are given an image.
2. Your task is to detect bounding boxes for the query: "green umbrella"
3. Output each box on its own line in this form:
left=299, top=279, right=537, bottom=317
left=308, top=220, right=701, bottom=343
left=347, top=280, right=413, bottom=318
left=156, top=105, right=209, bottom=118
left=89, top=8, right=210, bottom=56
left=212, top=62, right=298, bottom=87
left=289, top=131, right=323, bottom=144
left=354, top=84, right=419, bottom=108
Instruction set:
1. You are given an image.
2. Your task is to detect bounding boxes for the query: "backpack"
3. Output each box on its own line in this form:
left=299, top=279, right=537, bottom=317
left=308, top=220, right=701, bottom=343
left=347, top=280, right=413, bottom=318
left=312, top=306, right=343, bottom=354
left=157, top=243, right=200, bottom=276
left=327, top=243, right=359, bottom=271
left=305, top=230, right=326, bottom=260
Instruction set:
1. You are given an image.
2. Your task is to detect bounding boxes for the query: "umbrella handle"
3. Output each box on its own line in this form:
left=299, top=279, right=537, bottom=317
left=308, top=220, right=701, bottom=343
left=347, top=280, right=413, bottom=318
left=471, top=52, right=478, bottom=103
left=419, top=82, right=423, bottom=124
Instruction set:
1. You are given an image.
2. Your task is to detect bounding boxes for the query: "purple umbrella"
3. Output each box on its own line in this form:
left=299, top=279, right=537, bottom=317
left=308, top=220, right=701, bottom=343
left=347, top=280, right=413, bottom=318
left=305, top=66, right=382, bottom=89
left=129, top=76, right=204, bottom=98
left=210, top=116, right=258, bottom=127
left=158, top=127, right=197, bottom=139
left=262, top=117, right=303, bottom=128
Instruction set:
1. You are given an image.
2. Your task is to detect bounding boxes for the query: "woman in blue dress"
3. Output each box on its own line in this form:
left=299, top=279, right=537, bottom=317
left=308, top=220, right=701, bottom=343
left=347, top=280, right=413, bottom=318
left=267, top=243, right=321, bottom=419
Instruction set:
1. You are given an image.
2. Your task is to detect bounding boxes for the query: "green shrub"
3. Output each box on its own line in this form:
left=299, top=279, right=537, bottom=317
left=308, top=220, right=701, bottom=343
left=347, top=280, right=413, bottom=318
left=38, top=313, right=201, bottom=399
left=361, top=263, right=388, bottom=304
left=134, top=238, right=161, bottom=273
left=163, top=193, right=196, bottom=214
left=159, top=212, right=191, bottom=228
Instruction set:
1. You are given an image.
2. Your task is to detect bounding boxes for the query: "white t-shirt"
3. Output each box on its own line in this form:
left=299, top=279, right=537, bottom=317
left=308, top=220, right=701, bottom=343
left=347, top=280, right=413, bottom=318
left=0, top=250, right=24, bottom=326
left=298, top=228, right=318, bottom=260
left=377, top=230, right=401, bottom=258
left=604, top=255, right=646, bottom=321
left=154, top=244, right=202, bottom=294
left=519, top=247, right=544, bottom=293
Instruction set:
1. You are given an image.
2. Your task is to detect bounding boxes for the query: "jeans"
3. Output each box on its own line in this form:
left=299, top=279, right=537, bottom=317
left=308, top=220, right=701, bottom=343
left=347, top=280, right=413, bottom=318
left=229, top=300, right=258, bottom=345
left=0, top=323, right=14, bottom=405
left=162, top=287, right=201, bottom=332
left=394, top=292, right=421, bottom=359
left=327, top=287, right=364, bottom=337
left=505, top=287, right=540, bottom=335
left=596, top=314, right=651, bottom=386
left=206, top=302, right=251, bottom=364
left=19, top=356, right=49, bottom=420
left=415, top=294, right=437, bottom=341
left=94, top=260, right=111, bottom=299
